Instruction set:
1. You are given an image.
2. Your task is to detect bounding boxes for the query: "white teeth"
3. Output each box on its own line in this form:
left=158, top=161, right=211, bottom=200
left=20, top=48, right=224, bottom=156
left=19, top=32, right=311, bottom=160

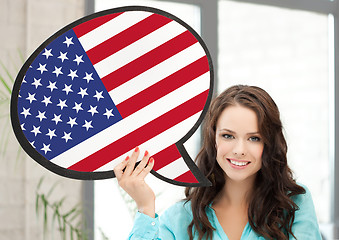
left=230, top=160, right=248, bottom=166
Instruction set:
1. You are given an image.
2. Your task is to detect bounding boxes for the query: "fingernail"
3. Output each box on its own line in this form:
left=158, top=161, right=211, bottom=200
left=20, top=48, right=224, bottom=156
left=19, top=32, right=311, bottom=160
left=149, top=157, right=154, bottom=163
left=134, top=146, right=139, bottom=152
left=125, top=156, right=129, bottom=161
left=144, top=150, right=149, bottom=157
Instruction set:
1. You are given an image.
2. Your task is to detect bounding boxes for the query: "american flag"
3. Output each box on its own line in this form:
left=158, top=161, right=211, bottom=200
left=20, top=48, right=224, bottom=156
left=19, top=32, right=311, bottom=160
left=16, top=8, right=212, bottom=185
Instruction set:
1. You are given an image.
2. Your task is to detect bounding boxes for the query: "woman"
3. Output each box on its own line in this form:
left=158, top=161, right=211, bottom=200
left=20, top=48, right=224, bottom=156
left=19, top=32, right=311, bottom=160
left=114, top=85, right=322, bottom=240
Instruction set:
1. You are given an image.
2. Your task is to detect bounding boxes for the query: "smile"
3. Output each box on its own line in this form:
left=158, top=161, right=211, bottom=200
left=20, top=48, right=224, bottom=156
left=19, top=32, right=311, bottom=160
left=227, top=158, right=250, bottom=168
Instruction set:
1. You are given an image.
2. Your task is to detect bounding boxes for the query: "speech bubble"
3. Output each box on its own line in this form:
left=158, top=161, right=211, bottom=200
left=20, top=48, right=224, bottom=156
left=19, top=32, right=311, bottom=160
left=10, top=6, right=213, bottom=186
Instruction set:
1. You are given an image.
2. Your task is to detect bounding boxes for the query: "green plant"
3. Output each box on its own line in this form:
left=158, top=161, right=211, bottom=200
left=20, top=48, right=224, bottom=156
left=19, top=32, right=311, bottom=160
left=36, top=177, right=89, bottom=240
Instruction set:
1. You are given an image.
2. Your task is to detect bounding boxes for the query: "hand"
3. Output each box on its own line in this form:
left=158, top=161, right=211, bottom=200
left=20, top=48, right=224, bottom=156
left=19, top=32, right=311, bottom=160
left=114, top=147, right=156, bottom=218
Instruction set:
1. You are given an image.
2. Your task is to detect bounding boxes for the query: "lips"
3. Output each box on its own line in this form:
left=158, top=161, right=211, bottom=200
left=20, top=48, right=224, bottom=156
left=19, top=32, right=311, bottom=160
left=227, top=158, right=251, bottom=168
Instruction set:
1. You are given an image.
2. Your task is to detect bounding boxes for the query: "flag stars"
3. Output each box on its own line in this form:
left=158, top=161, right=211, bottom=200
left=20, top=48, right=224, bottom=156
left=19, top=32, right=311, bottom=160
left=21, top=123, right=26, bottom=131
left=73, top=55, right=84, bottom=65
left=63, top=36, right=74, bottom=47
left=30, top=141, right=36, bottom=149
left=41, top=96, right=52, bottom=106
left=83, top=72, right=94, bottom=83
left=58, top=51, right=69, bottom=62
left=42, top=48, right=53, bottom=59
left=93, top=91, right=104, bottom=101
left=67, top=117, right=78, bottom=128
left=62, top=84, right=73, bottom=95
left=31, top=78, right=42, bottom=89
left=88, top=105, right=98, bottom=116
left=37, top=63, right=48, bottom=74
left=62, top=132, right=72, bottom=142
left=36, top=111, right=47, bottom=122
left=78, top=87, right=88, bottom=98
left=46, top=129, right=57, bottom=140
left=82, top=120, right=93, bottom=131
left=68, top=69, right=78, bottom=80
left=103, top=108, right=114, bottom=119
left=47, top=81, right=58, bottom=92
left=41, top=143, right=51, bottom=154
left=72, top=102, right=83, bottom=113
left=26, top=92, right=37, bottom=103
left=52, top=114, right=62, bottom=125
left=57, top=99, right=68, bottom=110
left=21, top=107, right=31, bottom=118
left=52, top=66, right=63, bottom=77
left=31, top=125, right=41, bottom=136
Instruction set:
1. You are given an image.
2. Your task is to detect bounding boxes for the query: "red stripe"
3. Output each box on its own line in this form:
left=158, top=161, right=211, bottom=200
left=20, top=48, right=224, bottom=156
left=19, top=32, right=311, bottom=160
left=116, top=56, right=209, bottom=118
left=102, top=30, right=198, bottom=92
left=174, top=170, right=198, bottom=183
left=86, top=14, right=172, bottom=65
left=152, top=144, right=181, bottom=171
left=67, top=90, right=209, bottom=172
left=73, top=12, right=123, bottom=38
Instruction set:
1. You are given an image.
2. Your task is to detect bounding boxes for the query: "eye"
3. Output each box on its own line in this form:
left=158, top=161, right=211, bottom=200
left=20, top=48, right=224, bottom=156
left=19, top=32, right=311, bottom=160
left=249, top=136, right=261, bottom=142
left=222, top=134, right=234, bottom=139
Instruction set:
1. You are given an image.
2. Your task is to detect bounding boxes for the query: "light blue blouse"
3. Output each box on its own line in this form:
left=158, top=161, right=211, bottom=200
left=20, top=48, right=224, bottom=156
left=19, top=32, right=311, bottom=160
left=128, top=185, right=322, bottom=239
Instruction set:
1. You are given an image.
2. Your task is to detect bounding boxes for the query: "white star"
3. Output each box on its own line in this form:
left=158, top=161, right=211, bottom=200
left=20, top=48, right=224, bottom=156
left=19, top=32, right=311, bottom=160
left=67, top=117, right=78, bottom=128
left=36, top=111, right=47, bottom=122
left=30, top=141, right=36, bottom=149
left=47, top=81, right=58, bottom=92
left=37, top=63, right=48, bottom=74
left=46, top=129, right=57, bottom=140
left=68, top=69, right=78, bottom=80
left=78, top=87, right=88, bottom=98
left=31, top=78, right=42, bottom=89
left=21, top=107, right=31, bottom=118
left=62, top=132, right=72, bottom=142
left=42, top=48, right=53, bottom=59
left=31, top=125, right=41, bottom=136
left=22, top=76, right=27, bottom=84
left=72, top=102, right=83, bottom=113
left=88, top=105, right=98, bottom=116
left=62, top=84, right=73, bottom=95
left=57, top=99, right=67, bottom=110
left=21, top=123, right=26, bottom=131
left=73, top=55, right=84, bottom=65
left=41, top=96, right=52, bottom=106
left=63, top=36, right=74, bottom=47
left=83, top=72, right=94, bottom=83
left=26, top=92, right=37, bottom=103
left=51, top=114, right=62, bottom=125
left=103, top=108, right=114, bottom=119
left=93, top=91, right=104, bottom=101
left=58, top=52, right=68, bottom=62
left=82, top=120, right=93, bottom=131
left=41, top=143, right=51, bottom=154
left=52, top=66, right=63, bottom=77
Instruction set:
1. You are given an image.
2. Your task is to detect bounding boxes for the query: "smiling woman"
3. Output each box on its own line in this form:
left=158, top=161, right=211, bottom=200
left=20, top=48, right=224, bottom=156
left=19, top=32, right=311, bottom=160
left=116, top=85, right=322, bottom=240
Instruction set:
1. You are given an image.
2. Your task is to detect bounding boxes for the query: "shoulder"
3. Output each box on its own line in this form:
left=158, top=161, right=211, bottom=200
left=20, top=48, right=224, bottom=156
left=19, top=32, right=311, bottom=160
left=160, top=200, right=193, bottom=227
left=290, top=183, right=313, bottom=207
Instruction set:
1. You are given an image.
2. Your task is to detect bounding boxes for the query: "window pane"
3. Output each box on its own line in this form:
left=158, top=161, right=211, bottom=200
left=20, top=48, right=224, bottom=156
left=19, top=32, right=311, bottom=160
left=218, top=0, right=331, bottom=228
left=93, top=1, right=201, bottom=239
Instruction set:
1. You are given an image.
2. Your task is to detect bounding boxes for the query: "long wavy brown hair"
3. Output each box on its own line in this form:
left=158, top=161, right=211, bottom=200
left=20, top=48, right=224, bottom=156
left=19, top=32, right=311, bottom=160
left=185, top=85, right=305, bottom=240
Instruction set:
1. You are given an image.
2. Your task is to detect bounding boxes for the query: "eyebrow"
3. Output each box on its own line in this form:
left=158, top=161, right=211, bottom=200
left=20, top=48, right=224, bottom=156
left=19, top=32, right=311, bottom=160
left=218, top=128, right=260, bottom=135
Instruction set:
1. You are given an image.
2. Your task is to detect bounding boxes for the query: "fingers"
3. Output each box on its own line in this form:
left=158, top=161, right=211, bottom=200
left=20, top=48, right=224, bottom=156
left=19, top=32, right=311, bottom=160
left=138, top=157, right=154, bottom=179
left=113, top=155, right=129, bottom=181
left=124, top=146, right=140, bottom=176
left=132, top=150, right=150, bottom=176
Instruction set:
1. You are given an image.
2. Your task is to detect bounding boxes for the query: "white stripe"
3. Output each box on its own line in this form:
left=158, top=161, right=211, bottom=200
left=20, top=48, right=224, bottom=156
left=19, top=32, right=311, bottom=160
left=156, top=158, right=190, bottom=180
left=110, top=42, right=206, bottom=105
left=96, top=112, right=201, bottom=172
left=50, top=75, right=209, bottom=168
left=78, top=11, right=153, bottom=51
left=93, top=20, right=187, bottom=78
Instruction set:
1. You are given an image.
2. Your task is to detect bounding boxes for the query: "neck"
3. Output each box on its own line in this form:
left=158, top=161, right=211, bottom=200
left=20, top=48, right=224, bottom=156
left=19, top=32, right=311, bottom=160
left=218, top=175, right=256, bottom=208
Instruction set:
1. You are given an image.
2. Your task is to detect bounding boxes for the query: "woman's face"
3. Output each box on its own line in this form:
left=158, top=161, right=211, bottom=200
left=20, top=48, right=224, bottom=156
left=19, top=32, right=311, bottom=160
left=215, top=104, right=264, bottom=183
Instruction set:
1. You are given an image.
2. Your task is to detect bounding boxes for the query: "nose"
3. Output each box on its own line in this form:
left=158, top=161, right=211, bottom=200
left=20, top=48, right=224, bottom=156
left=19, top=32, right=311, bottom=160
left=233, top=140, right=246, bottom=156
